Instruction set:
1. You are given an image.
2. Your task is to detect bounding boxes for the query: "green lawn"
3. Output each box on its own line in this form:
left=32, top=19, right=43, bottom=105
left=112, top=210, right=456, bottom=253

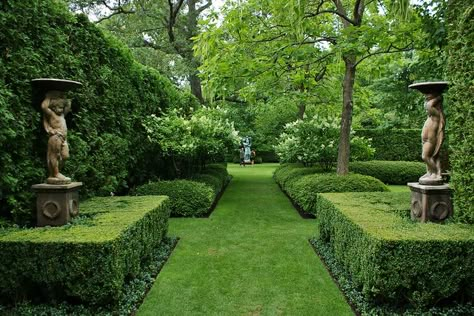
left=388, top=185, right=411, bottom=192
left=138, top=163, right=353, bottom=316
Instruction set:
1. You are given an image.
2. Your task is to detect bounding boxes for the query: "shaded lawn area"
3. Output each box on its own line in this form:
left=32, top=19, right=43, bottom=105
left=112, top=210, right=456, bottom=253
left=137, top=164, right=353, bottom=315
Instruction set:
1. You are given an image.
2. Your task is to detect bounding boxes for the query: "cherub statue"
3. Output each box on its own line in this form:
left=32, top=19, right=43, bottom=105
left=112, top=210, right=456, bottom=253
left=420, top=93, right=445, bottom=184
left=41, top=90, right=72, bottom=184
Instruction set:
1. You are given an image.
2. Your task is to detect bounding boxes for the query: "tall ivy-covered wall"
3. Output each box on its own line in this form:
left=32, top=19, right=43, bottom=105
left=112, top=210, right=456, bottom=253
left=0, top=1, right=198, bottom=223
left=447, top=1, right=474, bottom=223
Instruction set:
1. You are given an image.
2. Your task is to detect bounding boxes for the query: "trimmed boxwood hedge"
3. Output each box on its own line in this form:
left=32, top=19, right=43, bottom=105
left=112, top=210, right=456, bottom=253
left=201, top=164, right=230, bottom=187
left=274, top=164, right=388, bottom=215
left=287, top=173, right=388, bottom=215
left=349, top=160, right=426, bottom=184
left=273, top=164, right=322, bottom=188
left=133, top=180, right=214, bottom=217
left=191, top=174, right=222, bottom=195
left=316, top=192, right=474, bottom=309
left=0, top=196, right=170, bottom=306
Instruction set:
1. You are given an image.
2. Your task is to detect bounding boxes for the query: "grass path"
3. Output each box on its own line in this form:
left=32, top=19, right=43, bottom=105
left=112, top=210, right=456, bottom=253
left=137, top=164, right=353, bottom=315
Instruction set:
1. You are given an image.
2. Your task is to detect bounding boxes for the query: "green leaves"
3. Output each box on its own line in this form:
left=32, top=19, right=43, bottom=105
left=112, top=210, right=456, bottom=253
left=143, top=106, right=239, bottom=162
left=274, top=115, right=374, bottom=170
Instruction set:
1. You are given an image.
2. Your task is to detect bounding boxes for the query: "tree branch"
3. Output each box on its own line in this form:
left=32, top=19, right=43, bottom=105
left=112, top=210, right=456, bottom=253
left=94, top=0, right=135, bottom=23
left=354, top=42, right=414, bottom=67
left=305, top=9, right=356, bottom=25
left=197, top=1, right=212, bottom=14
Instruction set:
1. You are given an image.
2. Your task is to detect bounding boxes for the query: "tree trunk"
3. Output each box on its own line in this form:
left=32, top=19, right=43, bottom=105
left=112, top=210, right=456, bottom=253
left=186, top=0, right=205, bottom=103
left=190, top=71, right=204, bottom=103
left=336, top=57, right=356, bottom=175
left=298, top=102, right=305, bottom=120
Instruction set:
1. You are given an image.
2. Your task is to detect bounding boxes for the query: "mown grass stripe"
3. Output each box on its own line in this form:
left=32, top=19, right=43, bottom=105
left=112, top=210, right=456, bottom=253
left=137, top=163, right=353, bottom=315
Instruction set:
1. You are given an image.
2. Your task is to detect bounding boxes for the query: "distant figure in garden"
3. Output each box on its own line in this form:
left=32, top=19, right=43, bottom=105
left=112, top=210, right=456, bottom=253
left=251, top=150, right=256, bottom=165
left=41, top=90, right=72, bottom=184
left=239, top=147, right=245, bottom=167
left=420, top=93, right=445, bottom=183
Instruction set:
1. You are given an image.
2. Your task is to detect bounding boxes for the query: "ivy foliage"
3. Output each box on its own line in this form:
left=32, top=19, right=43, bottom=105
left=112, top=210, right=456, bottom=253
left=447, top=0, right=474, bottom=223
left=0, top=1, right=195, bottom=223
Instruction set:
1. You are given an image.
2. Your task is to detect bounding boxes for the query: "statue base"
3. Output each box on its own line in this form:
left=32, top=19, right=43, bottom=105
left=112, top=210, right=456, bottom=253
left=31, top=182, right=82, bottom=227
left=407, top=182, right=452, bottom=223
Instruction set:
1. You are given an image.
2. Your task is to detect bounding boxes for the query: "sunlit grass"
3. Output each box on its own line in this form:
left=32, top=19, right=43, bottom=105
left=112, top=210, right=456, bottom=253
left=137, top=163, right=353, bottom=315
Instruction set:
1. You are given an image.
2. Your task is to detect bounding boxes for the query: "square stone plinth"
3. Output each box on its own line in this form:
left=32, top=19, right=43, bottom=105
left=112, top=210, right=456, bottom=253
left=31, top=182, right=83, bottom=227
left=407, top=182, right=452, bottom=223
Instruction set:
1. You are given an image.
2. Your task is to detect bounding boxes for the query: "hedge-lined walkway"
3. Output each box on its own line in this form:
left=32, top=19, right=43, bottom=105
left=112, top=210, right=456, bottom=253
left=137, top=164, right=353, bottom=315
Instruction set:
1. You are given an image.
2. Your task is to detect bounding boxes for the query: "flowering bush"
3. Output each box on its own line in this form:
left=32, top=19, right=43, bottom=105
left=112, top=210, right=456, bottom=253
left=143, top=107, right=239, bottom=176
left=274, top=115, right=374, bottom=171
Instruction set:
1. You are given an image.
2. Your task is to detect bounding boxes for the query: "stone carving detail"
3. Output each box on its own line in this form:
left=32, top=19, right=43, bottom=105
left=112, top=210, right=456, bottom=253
left=42, top=201, right=60, bottom=219
left=70, top=199, right=79, bottom=216
left=430, top=202, right=449, bottom=221
left=412, top=201, right=422, bottom=218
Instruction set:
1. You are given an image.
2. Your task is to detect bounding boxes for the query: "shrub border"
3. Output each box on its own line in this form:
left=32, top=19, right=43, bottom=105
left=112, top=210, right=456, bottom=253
left=0, top=237, right=179, bottom=315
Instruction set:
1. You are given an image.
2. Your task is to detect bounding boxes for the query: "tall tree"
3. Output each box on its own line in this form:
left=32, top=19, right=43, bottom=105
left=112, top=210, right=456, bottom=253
left=69, top=0, right=212, bottom=102
left=197, top=0, right=418, bottom=174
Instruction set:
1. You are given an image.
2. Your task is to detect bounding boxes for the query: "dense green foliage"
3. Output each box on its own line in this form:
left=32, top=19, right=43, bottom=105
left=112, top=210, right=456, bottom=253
left=350, top=160, right=425, bottom=184
left=0, top=237, right=177, bottom=316
left=0, top=1, right=197, bottom=224
left=191, top=174, right=222, bottom=195
left=288, top=174, right=388, bottom=215
left=316, top=192, right=474, bottom=309
left=447, top=1, right=474, bottom=223
left=143, top=107, right=238, bottom=177
left=355, top=129, right=421, bottom=161
left=273, top=164, right=322, bottom=188
left=275, top=116, right=374, bottom=170
left=312, top=238, right=474, bottom=315
left=198, top=163, right=230, bottom=188
left=0, top=196, right=170, bottom=306
left=274, top=164, right=388, bottom=215
left=133, top=180, right=214, bottom=217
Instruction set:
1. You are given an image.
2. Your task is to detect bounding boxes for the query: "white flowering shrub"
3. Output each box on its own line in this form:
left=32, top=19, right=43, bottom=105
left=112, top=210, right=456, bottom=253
left=143, top=107, right=240, bottom=169
left=275, top=115, right=374, bottom=171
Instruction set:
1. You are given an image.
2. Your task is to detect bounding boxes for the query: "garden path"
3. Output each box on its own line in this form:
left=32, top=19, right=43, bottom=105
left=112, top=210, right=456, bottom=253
left=137, top=163, right=353, bottom=315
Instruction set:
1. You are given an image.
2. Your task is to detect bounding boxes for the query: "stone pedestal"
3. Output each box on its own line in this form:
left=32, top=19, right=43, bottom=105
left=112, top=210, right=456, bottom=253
left=408, top=182, right=452, bottom=223
left=31, top=182, right=82, bottom=226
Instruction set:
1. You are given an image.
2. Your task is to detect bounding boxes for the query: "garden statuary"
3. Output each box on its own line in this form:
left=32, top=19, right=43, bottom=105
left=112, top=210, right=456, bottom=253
left=407, top=82, right=452, bottom=223
left=31, top=78, right=83, bottom=226
left=42, top=90, right=72, bottom=184
left=242, top=136, right=252, bottom=164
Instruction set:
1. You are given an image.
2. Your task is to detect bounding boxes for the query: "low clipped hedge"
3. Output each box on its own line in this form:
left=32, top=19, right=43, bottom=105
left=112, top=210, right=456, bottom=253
left=133, top=180, right=213, bottom=217
left=273, top=164, right=322, bottom=188
left=316, top=192, right=474, bottom=310
left=0, top=196, right=170, bottom=306
left=201, top=164, right=230, bottom=188
left=349, top=160, right=425, bottom=184
left=274, top=164, right=388, bottom=215
left=287, top=173, right=388, bottom=215
left=192, top=174, right=222, bottom=195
